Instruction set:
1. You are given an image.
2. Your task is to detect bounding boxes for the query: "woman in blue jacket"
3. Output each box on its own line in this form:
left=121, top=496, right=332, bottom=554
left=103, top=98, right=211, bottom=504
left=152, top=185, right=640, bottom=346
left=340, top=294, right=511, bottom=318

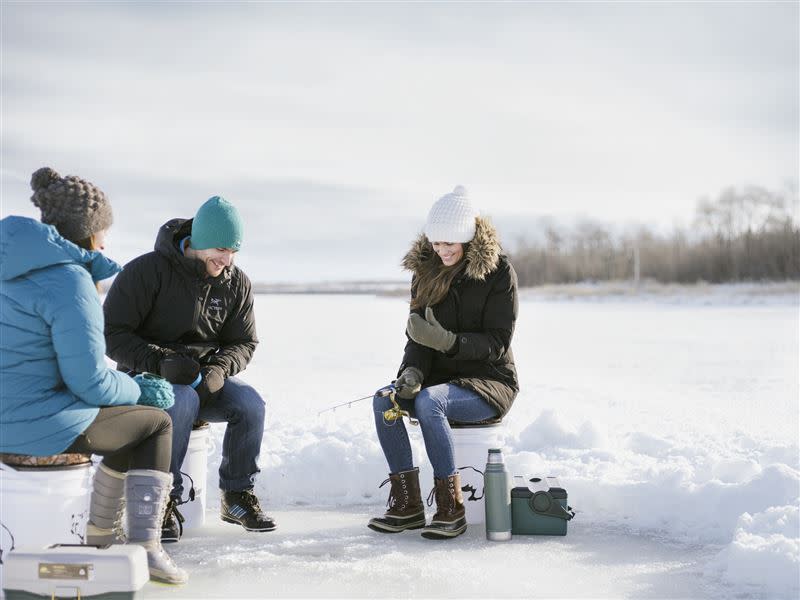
left=0, top=167, right=185, bottom=585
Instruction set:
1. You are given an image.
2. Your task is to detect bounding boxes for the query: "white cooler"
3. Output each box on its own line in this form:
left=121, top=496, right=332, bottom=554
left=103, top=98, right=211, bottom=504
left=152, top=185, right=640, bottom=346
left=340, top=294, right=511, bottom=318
left=2, top=544, right=148, bottom=599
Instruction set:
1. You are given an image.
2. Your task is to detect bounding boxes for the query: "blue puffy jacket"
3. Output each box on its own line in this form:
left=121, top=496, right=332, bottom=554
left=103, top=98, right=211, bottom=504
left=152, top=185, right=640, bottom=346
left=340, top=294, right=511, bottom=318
left=0, top=216, right=140, bottom=455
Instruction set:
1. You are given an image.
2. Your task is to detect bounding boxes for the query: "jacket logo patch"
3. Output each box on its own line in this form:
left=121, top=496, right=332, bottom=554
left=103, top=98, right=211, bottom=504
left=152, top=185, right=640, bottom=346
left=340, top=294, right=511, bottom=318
left=208, top=297, right=224, bottom=316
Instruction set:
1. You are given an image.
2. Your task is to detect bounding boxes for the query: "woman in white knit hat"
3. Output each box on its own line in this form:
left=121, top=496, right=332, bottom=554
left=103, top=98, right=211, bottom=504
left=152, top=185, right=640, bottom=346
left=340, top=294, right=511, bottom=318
left=368, top=186, right=519, bottom=540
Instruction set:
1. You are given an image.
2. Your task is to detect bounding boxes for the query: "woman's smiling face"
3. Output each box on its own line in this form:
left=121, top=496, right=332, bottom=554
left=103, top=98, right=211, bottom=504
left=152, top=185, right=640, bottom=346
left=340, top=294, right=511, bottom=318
left=432, top=242, right=464, bottom=267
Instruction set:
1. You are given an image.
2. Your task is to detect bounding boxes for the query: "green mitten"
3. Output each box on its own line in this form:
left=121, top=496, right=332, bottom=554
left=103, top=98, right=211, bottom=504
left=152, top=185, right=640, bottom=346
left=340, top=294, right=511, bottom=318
left=395, top=366, right=423, bottom=399
left=406, top=307, right=457, bottom=353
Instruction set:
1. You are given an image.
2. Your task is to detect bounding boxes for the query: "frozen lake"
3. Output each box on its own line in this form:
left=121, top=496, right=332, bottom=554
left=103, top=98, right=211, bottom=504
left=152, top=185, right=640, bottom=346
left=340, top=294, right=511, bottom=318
left=252, top=293, right=799, bottom=442
left=5, top=292, right=796, bottom=599
left=142, top=292, right=799, bottom=599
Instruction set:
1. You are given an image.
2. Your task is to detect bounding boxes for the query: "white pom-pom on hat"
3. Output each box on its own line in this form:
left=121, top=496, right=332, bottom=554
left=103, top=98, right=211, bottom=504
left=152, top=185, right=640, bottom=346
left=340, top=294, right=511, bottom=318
left=423, top=185, right=478, bottom=243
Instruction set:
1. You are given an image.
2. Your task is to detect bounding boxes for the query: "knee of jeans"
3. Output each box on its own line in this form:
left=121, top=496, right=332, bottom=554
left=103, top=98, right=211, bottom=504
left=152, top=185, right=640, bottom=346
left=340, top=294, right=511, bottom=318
left=234, top=389, right=266, bottom=422
left=413, top=389, right=442, bottom=421
left=170, top=386, right=200, bottom=421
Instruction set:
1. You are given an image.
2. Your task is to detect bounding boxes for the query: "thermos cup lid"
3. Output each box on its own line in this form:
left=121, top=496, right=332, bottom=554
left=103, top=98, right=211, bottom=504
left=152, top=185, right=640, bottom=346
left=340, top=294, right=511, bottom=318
left=489, top=448, right=501, bottom=453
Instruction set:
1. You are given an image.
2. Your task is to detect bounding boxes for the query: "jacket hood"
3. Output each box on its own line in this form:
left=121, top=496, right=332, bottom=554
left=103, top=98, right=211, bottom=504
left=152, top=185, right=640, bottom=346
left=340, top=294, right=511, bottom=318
left=401, top=215, right=501, bottom=281
left=0, top=216, right=120, bottom=282
left=154, top=218, right=232, bottom=282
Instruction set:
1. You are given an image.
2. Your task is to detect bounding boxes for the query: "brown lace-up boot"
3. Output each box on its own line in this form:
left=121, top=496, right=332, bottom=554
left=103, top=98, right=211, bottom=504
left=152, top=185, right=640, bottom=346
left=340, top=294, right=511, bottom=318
left=421, top=472, right=467, bottom=539
left=368, top=467, right=426, bottom=533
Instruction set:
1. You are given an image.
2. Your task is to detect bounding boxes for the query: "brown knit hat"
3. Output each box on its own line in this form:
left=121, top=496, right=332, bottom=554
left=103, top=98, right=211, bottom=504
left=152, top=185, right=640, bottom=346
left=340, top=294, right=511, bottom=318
left=29, top=167, right=113, bottom=242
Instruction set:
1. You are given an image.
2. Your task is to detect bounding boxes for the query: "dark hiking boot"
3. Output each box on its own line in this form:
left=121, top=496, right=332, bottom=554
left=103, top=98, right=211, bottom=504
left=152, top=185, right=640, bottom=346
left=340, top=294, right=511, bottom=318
left=221, top=489, right=277, bottom=532
left=161, top=497, right=184, bottom=543
left=421, top=472, right=467, bottom=540
left=368, top=467, right=426, bottom=533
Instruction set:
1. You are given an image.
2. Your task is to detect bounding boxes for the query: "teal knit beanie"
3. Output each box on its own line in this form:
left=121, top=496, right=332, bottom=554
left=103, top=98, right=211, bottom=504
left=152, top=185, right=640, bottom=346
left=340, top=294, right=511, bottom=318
left=190, top=196, right=243, bottom=251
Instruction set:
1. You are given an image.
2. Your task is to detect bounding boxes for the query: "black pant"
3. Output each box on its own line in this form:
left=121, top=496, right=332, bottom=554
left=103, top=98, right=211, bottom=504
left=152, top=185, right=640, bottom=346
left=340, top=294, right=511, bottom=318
left=66, top=405, right=172, bottom=472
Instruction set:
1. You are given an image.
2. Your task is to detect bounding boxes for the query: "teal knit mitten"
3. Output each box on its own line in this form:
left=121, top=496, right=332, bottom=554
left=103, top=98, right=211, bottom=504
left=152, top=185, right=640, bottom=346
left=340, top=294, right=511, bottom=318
left=133, top=373, right=175, bottom=409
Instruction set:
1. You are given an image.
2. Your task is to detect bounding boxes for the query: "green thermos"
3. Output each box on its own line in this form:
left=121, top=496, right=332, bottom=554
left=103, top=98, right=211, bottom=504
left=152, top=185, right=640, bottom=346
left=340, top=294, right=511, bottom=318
left=484, top=448, right=512, bottom=541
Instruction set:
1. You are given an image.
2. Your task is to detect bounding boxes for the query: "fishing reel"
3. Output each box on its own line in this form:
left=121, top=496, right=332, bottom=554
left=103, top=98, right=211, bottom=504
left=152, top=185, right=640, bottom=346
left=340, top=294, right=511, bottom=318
left=378, top=383, right=419, bottom=426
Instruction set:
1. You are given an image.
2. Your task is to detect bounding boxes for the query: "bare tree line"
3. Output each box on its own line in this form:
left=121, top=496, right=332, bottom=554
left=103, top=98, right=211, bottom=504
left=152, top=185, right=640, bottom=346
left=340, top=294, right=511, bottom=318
left=510, top=185, right=800, bottom=286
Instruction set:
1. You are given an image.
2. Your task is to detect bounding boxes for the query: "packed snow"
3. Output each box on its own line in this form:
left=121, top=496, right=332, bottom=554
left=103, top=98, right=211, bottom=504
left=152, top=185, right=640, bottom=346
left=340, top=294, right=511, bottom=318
left=3, top=289, right=799, bottom=598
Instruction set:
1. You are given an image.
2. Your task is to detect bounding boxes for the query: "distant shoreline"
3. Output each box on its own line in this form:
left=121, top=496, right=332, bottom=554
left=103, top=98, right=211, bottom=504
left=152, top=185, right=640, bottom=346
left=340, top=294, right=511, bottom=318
left=517, top=280, right=800, bottom=305
left=251, top=279, right=800, bottom=304
left=252, top=281, right=408, bottom=296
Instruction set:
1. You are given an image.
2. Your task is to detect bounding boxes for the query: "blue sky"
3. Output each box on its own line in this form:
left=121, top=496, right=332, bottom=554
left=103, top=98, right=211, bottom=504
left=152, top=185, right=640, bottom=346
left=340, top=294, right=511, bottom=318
left=1, top=2, right=797, bottom=282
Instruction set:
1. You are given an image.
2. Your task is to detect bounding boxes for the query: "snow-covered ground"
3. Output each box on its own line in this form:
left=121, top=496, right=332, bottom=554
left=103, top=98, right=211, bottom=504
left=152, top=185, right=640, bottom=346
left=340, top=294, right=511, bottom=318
left=4, top=288, right=797, bottom=598
left=140, top=289, right=799, bottom=599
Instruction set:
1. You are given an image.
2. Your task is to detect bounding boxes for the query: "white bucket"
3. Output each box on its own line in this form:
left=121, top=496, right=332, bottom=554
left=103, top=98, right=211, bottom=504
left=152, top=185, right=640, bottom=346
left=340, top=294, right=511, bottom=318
left=452, top=423, right=506, bottom=526
left=178, top=424, right=212, bottom=530
left=0, top=461, right=92, bottom=549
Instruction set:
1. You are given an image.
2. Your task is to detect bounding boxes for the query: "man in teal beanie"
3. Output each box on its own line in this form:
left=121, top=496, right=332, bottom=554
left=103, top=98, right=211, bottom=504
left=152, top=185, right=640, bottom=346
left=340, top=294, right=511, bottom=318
left=104, top=195, right=274, bottom=542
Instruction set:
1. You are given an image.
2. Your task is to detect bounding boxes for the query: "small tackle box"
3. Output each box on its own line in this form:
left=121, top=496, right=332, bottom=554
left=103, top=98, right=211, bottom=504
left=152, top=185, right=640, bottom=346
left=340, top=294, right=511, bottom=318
left=3, top=544, right=149, bottom=599
left=511, top=475, right=575, bottom=536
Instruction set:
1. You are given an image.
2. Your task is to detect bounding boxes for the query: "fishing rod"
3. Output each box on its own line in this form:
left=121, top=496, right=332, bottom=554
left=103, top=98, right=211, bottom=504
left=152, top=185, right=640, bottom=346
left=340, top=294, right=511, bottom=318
left=317, top=383, right=419, bottom=426
left=316, top=392, right=377, bottom=416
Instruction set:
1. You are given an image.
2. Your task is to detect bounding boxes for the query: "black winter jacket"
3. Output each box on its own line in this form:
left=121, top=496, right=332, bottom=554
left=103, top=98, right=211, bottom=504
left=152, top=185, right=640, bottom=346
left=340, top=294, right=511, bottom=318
left=399, top=217, right=519, bottom=419
left=103, top=219, right=257, bottom=377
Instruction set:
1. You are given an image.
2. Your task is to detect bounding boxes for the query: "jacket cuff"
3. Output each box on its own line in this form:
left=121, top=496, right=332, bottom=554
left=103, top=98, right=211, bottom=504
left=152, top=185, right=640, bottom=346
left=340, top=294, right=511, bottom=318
left=445, top=336, right=460, bottom=357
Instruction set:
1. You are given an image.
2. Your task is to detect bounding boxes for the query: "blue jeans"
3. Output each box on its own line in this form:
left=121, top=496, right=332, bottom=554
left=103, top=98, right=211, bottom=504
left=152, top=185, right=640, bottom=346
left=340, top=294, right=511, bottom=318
left=166, top=377, right=265, bottom=499
left=373, top=383, right=499, bottom=479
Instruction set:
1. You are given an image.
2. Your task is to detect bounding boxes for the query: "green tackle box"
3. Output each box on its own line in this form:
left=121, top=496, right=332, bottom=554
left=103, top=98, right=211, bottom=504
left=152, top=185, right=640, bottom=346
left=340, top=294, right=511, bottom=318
left=511, top=475, right=575, bottom=536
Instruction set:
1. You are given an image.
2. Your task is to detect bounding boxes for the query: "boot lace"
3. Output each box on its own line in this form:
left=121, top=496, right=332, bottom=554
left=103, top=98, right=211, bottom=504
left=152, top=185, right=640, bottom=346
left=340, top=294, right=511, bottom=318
left=112, top=496, right=128, bottom=543
left=163, top=498, right=185, bottom=538
left=426, top=480, right=455, bottom=517
left=378, top=477, right=395, bottom=509
left=239, top=490, right=267, bottom=518
left=379, top=476, right=410, bottom=511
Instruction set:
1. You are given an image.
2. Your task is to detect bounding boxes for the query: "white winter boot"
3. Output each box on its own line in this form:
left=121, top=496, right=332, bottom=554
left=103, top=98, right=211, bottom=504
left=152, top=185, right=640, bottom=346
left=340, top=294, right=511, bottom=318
left=125, top=469, right=188, bottom=585
left=86, top=463, right=126, bottom=545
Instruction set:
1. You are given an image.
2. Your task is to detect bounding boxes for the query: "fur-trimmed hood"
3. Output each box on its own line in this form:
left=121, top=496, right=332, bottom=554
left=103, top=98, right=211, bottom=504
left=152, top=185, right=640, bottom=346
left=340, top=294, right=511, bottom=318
left=401, top=216, right=502, bottom=281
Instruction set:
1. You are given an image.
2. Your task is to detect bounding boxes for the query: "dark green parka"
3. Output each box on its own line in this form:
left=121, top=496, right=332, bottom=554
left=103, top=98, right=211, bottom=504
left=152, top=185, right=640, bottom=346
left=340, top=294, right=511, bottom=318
left=399, top=216, right=519, bottom=418
left=103, top=219, right=257, bottom=377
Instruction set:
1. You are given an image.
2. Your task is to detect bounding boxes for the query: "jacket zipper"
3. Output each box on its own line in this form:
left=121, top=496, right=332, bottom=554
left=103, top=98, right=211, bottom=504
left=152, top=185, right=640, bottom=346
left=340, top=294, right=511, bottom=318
left=193, top=282, right=211, bottom=330
left=451, top=284, right=463, bottom=333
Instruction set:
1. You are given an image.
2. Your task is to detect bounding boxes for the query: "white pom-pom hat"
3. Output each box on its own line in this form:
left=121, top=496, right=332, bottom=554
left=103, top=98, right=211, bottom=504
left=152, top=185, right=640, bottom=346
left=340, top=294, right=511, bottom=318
left=423, top=185, right=478, bottom=243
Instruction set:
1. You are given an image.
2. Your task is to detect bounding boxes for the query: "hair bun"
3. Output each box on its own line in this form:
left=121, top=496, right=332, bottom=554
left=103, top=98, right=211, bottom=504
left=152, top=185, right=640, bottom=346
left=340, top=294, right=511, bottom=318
left=30, top=167, right=61, bottom=192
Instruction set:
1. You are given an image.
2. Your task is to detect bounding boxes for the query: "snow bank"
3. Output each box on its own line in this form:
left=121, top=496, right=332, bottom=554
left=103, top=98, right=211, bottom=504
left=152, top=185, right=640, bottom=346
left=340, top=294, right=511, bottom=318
left=506, top=410, right=799, bottom=543
left=507, top=410, right=799, bottom=598
left=706, top=506, right=799, bottom=599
